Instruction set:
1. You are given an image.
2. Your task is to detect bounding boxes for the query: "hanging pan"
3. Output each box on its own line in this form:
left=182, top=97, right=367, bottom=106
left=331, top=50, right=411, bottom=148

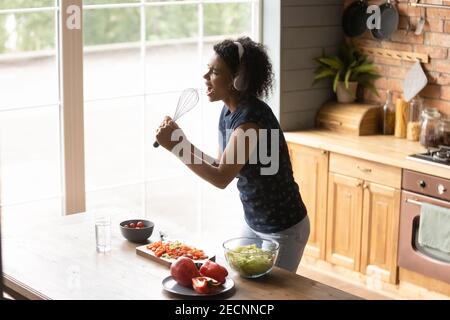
left=342, top=0, right=369, bottom=38
left=371, top=0, right=399, bottom=41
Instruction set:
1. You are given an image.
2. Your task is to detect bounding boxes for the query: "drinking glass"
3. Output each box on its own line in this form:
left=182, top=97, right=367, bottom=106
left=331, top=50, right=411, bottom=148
left=95, top=215, right=111, bottom=253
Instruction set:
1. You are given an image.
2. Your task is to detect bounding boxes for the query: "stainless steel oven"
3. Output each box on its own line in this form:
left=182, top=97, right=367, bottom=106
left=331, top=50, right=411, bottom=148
left=399, top=170, right=450, bottom=284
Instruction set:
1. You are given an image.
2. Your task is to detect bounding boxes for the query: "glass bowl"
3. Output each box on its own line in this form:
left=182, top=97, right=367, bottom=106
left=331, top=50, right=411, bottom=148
left=223, top=237, right=279, bottom=279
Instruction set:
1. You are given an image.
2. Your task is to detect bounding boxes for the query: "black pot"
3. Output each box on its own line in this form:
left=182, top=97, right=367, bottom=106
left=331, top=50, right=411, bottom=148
left=371, top=0, right=399, bottom=40
left=342, top=0, right=369, bottom=38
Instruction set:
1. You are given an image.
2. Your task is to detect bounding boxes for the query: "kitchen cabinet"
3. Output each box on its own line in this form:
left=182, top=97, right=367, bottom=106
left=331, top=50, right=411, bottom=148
left=329, top=153, right=401, bottom=188
left=326, top=173, right=363, bottom=271
left=288, top=143, right=328, bottom=260
left=285, top=130, right=450, bottom=297
left=327, top=153, right=401, bottom=283
left=361, top=182, right=400, bottom=284
left=288, top=141, right=401, bottom=284
left=325, top=173, right=401, bottom=282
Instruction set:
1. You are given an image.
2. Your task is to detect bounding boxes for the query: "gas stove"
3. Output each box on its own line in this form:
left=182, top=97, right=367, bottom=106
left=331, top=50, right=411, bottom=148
left=407, top=146, right=450, bottom=168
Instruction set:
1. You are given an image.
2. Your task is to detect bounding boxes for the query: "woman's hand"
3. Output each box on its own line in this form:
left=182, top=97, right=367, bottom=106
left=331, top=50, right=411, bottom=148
left=155, top=116, right=186, bottom=151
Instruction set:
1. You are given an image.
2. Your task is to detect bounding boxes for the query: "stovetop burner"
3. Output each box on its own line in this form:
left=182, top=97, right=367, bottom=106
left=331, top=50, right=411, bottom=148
left=433, top=146, right=450, bottom=162
left=408, top=146, right=450, bottom=167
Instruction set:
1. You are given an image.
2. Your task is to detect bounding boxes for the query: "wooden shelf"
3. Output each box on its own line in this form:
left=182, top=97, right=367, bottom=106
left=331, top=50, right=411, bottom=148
left=358, top=46, right=429, bottom=64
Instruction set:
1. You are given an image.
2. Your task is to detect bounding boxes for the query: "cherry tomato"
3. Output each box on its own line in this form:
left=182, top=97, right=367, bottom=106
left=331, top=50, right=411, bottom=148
left=124, top=224, right=129, bottom=228
left=129, top=223, right=136, bottom=228
left=137, top=221, right=144, bottom=228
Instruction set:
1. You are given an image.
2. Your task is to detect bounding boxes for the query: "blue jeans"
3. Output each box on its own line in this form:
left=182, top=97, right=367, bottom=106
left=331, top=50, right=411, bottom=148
left=240, top=216, right=310, bottom=273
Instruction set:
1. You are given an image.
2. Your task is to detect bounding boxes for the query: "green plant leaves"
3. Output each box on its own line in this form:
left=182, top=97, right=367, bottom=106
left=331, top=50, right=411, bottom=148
left=312, top=41, right=381, bottom=96
left=352, top=63, right=378, bottom=76
left=315, top=57, right=343, bottom=71
left=333, top=71, right=341, bottom=93
left=313, top=68, right=336, bottom=86
left=344, top=68, right=352, bottom=89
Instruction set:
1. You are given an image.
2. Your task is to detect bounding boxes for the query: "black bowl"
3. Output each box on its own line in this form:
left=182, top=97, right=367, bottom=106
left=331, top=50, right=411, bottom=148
left=120, top=219, right=154, bottom=243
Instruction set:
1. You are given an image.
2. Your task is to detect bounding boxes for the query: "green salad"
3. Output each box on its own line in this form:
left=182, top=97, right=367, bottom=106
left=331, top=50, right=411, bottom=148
left=226, top=244, right=275, bottom=277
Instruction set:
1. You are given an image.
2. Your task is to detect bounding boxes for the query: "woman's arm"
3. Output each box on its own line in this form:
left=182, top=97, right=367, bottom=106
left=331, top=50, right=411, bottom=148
left=156, top=118, right=259, bottom=189
left=191, top=144, right=220, bottom=167
left=156, top=117, right=220, bottom=167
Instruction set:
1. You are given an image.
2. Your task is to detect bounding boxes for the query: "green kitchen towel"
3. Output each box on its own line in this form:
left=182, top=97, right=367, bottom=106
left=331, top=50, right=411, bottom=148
left=418, top=203, right=450, bottom=253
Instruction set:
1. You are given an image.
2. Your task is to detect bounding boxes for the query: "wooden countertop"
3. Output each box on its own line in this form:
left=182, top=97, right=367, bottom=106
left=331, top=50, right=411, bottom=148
left=285, top=130, right=450, bottom=180
left=2, top=213, right=360, bottom=300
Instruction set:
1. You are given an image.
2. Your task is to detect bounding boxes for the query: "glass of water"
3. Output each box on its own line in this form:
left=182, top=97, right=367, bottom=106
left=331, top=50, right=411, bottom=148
left=95, top=215, right=111, bottom=253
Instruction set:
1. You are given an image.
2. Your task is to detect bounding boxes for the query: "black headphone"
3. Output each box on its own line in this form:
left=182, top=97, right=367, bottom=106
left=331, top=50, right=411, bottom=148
left=233, top=41, right=246, bottom=91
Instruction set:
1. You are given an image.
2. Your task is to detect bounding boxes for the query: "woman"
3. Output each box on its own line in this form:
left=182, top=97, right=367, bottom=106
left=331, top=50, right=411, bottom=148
left=156, top=37, right=309, bottom=272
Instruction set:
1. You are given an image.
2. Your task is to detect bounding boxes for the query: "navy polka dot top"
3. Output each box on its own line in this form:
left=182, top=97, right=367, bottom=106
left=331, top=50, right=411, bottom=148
left=218, top=96, right=307, bottom=233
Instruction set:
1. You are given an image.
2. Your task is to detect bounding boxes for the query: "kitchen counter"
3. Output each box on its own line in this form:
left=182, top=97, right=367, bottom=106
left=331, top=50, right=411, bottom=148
left=2, top=212, right=359, bottom=300
left=285, top=130, right=450, bottom=180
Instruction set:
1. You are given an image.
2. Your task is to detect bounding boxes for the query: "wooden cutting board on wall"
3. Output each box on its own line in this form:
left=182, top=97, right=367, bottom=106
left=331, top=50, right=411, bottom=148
left=316, top=102, right=382, bottom=136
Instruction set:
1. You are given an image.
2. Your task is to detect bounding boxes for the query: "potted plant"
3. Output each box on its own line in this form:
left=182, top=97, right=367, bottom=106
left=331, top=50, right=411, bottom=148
left=313, top=41, right=380, bottom=103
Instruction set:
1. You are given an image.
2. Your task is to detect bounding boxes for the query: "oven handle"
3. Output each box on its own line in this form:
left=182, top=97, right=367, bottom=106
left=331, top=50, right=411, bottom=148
left=405, top=195, right=450, bottom=209
left=406, top=199, right=423, bottom=206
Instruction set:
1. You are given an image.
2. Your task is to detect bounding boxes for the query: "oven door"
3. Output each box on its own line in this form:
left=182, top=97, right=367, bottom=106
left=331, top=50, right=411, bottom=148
left=399, top=191, right=450, bottom=284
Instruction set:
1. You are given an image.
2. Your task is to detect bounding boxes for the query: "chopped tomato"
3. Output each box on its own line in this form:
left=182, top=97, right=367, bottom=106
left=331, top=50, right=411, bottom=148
left=146, top=240, right=208, bottom=261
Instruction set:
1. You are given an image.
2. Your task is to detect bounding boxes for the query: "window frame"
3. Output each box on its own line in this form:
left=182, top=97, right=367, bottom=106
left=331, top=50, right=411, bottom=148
left=60, top=0, right=86, bottom=214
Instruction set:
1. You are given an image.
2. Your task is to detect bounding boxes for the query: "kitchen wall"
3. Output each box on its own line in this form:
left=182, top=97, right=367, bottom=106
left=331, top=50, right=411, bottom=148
left=279, top=0, right=344, bottom=131
left=346, top=0, right=450, bottom=117
left=274, top=0, right=450, bottom=131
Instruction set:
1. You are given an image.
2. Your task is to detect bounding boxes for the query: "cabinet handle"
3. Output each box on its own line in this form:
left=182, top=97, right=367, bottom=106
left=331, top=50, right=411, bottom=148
left=321, top=150, right=328, bottom=155
left=357, top=166, right=372, bottom=173
left=363, top=184, right=369, bottom=189
left=356, top=182, right=362, bottom=187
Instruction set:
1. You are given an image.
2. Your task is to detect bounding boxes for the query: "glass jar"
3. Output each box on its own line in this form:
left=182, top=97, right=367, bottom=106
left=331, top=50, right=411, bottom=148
left=407, top=96, right=423, bottom=141
left=438, top=116, right=450, bottom=146
left=419, top=108, right=441, bottom=150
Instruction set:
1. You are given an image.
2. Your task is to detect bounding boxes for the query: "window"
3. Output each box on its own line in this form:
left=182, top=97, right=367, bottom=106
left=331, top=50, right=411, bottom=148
left=0, top=0, right=260, bottom=242
left=0, top=1, right=61, bottom=224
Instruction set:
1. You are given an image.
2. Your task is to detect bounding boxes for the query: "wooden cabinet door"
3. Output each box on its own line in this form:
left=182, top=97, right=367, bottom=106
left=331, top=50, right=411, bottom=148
left=326, top=173, right=363, bottom=271
left=361, top=182, right=401, bottom=284
left=288, top=143, right=328, bottom=259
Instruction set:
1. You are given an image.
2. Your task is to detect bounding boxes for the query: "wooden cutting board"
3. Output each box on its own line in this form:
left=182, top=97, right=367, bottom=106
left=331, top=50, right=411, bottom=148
left=136, top=242, right=215, bottom=268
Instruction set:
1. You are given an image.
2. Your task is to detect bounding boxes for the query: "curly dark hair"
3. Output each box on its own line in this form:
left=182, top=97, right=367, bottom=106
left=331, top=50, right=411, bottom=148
left=213, top=37, right=274, bottom=99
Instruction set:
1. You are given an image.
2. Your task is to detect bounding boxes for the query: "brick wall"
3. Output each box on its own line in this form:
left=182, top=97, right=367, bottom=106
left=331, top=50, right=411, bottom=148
left=345, top=0, right=450, bottom=116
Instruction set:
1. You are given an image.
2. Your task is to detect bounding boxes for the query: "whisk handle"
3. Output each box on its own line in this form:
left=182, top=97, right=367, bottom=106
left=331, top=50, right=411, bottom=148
left=153, top=141, right=160, bottom=148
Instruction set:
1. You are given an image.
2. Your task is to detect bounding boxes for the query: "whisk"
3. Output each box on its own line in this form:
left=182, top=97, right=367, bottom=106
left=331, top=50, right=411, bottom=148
left=153, top=88, right=199, bottom=148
